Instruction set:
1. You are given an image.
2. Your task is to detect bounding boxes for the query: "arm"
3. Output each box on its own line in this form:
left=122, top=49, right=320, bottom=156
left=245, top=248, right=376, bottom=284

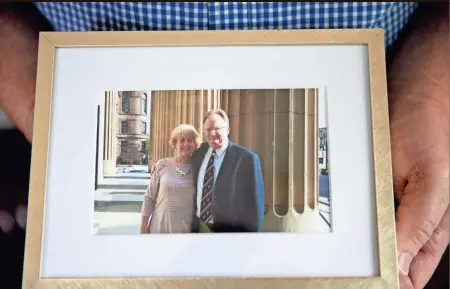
left=0, top=4, right=50, bottom=142
left=140, top=161, right=161, bottom=233
left=387, top=3, right=449, bottom=289
left=242, top=153, right=265, bottom=232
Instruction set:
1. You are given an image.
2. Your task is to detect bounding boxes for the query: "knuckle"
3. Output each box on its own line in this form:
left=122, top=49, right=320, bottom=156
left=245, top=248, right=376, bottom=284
left=410, top=219, right=436, bottom=246
left=430, top=226, right=449, bottom=248
left=422, top=226, right=449, bottom=261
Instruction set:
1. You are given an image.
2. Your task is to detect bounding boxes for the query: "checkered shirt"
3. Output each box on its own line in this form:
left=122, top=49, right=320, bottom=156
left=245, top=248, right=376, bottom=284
left=34, top=2, right=418, bottom=50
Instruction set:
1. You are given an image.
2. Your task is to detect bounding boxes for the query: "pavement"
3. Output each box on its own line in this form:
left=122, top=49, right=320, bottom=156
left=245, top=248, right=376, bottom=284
left=93, top=169, right=331, bottom=234
left=94, top=169, right=148, bottom=234
left=97, top=169, right=150, bottom=190
left=93, top=195, right=332, bottom=235
left=95, top=189, right=145, bottom=202
left=93, top=211, right=141, bottom=235
left=94, top=175, right=329, bottom=202
left=96, top=179, right=148, bottom=190
left=105, top=173, right=150, bottom=179
left=318, top=197, right=331, bottom=227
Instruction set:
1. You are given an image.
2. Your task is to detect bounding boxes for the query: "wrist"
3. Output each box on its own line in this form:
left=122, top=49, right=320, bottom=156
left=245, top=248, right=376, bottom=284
left=387, top=4, right=449, bottom=119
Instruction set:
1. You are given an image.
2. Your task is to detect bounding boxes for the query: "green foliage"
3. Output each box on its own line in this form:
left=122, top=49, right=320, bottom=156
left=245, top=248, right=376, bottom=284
left=145, top=137, right=150, bottom=154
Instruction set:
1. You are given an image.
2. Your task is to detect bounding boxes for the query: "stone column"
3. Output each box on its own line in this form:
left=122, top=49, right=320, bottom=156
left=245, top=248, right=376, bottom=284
left=148, top=91, right=157, bottom=172
left=221, top=89, right=326, bottom=233
left=151, top=90, right=164, bottom=170
left=102, top=91, right=118, bottom=176
left=285, top=88, right=325, bottom=232
left=220, top=89, right=275, bottom=216
left=149, top=90, right=221, bottom=167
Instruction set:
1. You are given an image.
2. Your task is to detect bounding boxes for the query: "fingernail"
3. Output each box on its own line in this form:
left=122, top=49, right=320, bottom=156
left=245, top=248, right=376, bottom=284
left=398, top=252, right=412, bottom=275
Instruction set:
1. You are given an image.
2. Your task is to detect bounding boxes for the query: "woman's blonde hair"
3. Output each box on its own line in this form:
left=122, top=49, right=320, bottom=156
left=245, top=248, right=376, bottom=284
left=169, top=124, right=201, bottom=150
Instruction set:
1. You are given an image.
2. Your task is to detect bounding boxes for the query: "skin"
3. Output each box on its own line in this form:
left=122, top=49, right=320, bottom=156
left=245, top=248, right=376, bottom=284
left=387, top=3, right=449, bottom=289
left=0, top=6, right=39, bottom=142
left=173, top=135, right=196, bottom=159
left=0, top=4, right=448, bottom=288
left=203, top=114, right=230, bottom=149
left=140, top=135, right=196, bottom=234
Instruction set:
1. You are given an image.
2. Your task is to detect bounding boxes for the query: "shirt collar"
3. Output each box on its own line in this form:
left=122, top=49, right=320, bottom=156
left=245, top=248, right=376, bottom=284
left=208, top=139, right=229, bottom=158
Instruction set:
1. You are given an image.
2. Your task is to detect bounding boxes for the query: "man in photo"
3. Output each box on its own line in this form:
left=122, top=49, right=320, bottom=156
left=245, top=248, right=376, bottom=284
left=190, top=109, right=265, bottom=233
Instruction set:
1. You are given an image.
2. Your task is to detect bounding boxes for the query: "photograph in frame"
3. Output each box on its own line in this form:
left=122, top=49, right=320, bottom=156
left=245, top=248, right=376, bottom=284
left=23, top=29, right=398, bottom=289
left=94, top=88, right=331, bottom=235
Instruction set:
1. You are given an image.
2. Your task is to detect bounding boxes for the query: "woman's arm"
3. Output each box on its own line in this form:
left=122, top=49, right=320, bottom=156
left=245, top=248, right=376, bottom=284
left=140, top=160, right=161, bottom=233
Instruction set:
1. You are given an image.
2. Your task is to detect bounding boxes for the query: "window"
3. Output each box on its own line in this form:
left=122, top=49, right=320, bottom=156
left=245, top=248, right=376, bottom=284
left=121, top=121, right=128, bottom=134
left=141, top=141, right=146, bottom=152
left=122, top=96, right=129, bottom=113
left=141, top=121, right=147, bottom=135
left=141, top=94, right=147, bottom=115
left=121, top=140, right=128, bottom=153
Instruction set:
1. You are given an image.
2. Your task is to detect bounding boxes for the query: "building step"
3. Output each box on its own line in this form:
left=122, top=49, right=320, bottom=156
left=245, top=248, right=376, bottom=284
left=97, top=184, right=147, bottom=190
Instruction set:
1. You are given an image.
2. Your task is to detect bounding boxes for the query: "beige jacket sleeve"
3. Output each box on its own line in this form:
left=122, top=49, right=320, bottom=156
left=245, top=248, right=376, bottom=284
left=140, top=159, right=162, bottom=217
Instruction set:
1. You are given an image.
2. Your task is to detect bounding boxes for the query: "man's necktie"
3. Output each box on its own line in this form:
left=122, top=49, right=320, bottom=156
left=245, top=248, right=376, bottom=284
left=200, top=150, right=215, bottom=224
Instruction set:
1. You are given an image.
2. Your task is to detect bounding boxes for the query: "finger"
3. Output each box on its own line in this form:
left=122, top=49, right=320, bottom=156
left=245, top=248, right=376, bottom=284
left=408, top=207, right=449, bottom=289
left=398, top=273, right=413, bottom=289
left=396, top=163, right=449, bottom=275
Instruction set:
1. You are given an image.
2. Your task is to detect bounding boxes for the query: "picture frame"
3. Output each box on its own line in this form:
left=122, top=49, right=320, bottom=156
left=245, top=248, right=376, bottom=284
left=23, top=29, right=397, bottom=289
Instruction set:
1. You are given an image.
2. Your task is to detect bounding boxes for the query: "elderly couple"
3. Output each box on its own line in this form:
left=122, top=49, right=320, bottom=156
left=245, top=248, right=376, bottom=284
left=140, top=109, right=265, bottom=233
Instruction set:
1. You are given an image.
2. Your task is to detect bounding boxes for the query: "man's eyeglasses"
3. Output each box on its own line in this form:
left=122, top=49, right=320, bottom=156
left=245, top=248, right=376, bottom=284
left=203, top=127, right=227, bottom=134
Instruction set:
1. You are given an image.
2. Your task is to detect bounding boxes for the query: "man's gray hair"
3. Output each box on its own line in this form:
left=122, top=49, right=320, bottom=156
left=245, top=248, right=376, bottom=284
left=203, top=109, right=230, bottom=126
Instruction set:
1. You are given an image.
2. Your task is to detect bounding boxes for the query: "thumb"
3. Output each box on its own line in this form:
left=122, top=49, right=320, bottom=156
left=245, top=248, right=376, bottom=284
left=395, top=165, right=449, bottom=275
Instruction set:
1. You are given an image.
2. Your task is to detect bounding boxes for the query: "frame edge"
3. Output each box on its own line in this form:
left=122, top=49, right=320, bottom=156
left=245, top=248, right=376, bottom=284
left=22, top=33, right=56, bottom=289
left=367, top=29, right=399, bottom=289
left=40, top=29, right=381, bottom=47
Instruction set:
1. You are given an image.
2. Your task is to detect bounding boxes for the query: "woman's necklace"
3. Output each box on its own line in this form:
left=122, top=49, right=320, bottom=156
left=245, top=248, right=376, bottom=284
left=175, top=166, right=189, bottom=176
left=175, top=157, right=190, bottom=176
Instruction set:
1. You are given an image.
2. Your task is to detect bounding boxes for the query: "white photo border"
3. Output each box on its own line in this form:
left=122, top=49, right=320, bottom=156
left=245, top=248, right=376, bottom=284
left=41, top=43, right=377, bottom=278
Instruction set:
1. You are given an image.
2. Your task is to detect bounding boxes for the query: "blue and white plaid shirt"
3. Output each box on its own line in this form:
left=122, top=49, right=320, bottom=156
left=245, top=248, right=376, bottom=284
left=34, top=2, right=418, bottom=50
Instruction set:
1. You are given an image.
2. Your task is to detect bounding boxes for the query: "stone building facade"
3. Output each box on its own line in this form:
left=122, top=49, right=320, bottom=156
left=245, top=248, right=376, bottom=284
left=116, top=91, right=150, bottom=165
left=318, top=127, right=328, bottom=174
left=102, top=90, right=150, bottom=176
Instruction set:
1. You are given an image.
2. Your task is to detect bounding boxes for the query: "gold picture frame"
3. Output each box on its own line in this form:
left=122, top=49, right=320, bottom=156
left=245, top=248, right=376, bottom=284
left=23, top=29, right=397, bottom=289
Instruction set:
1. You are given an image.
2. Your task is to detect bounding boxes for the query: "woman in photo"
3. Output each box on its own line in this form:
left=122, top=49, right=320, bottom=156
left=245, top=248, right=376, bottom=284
left=140, top=124, right=200, bottom=234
